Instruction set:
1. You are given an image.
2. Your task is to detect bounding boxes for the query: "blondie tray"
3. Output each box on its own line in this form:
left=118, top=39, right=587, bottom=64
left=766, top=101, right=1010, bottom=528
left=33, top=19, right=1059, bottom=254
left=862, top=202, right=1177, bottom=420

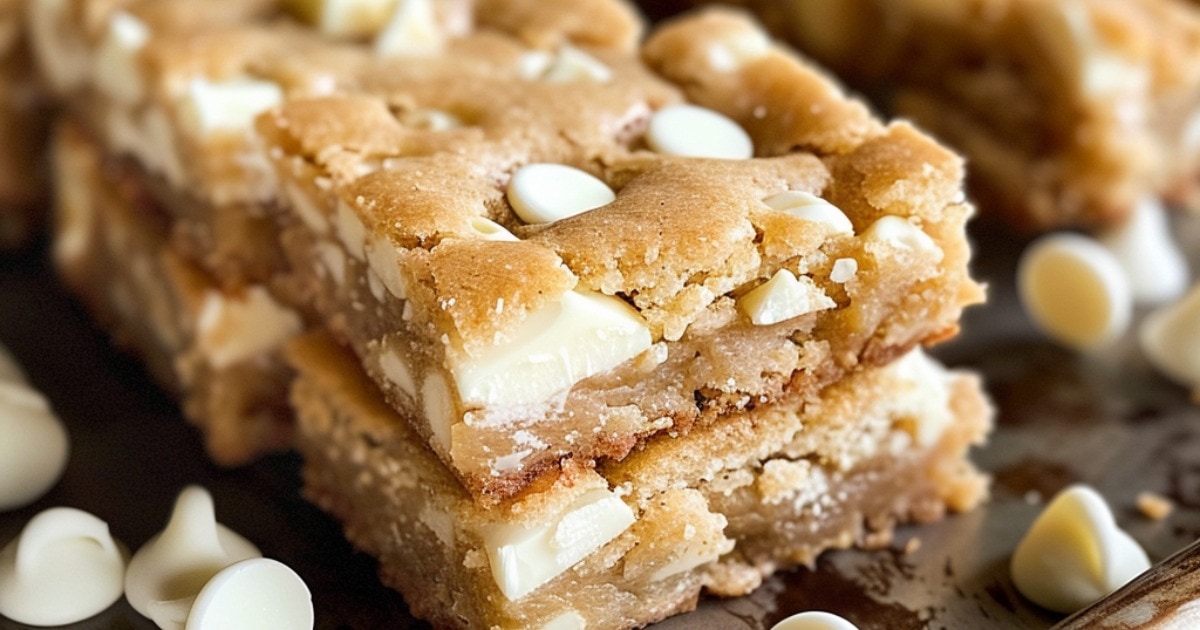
left=289, top=330, right=991, bottom=630
left=718, top=0, right=1200, bottom=231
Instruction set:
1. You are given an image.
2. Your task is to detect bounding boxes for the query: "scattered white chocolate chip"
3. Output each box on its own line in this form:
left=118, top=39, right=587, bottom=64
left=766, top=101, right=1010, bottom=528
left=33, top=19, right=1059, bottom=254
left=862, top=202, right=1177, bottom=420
left=646, top=104, right=753, bottom=160
left=762, top=191, right=854, bottom=235
left=738, top=269, right=836, bottom=326
left=374, top=0, right=443, bottom=57
left=93, top=11, right=150, bottom=105
left=336, top=200, right=368, bottom=260
left=183, top=558, right=313, bottom=630
left=0, top=345, right=69, bottom=512
left=526, top=44, right=612, bottom=83
left=365, top=235, right=409, bottom=299
left=771, top=611, right=861, bottom=630
left=1017, top=233, right=1132, bottom=351
left=1098, top=197, right=1189, bottom=305
left=196, top=287, right=303, bottom=370
left=178, top=77, right=284, bottom=138
left=1011, top=485, right=1150, bottom=614
left=447, top=290, right=652, bottom=407
left=506, top=164, right=615, bottom=225
left=0, top=508, right=127, bottom=626
left=482, top=488, right=634, bottom=601
left=1139, top=283, right=1200, bottom=392
left=830, top=258, right=858, bottom=284
left=125, top=486, right=262, bottom=625
left=286, top=0, right=399, bottom=38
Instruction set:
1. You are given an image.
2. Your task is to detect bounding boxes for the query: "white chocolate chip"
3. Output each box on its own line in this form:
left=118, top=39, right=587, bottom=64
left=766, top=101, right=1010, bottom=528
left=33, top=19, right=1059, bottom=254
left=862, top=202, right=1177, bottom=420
left=762, top=191, right=854, bottom=235
left=738, top=269, right=836, bottom=326
left=1017, top=233, right=1132, bottom=351
left=285, top=182, right=329, bottom=233
left=535, top=44, right=612, bottom=83
left=647, top=104, right=753, bottom=160
left=374, top=0, right=443, bottom=57
left=0, top=508, right=126, bottom=626
left=863, top=215, right=938, bottom=254
left=177, top=77, right=283, bottom=138
left=706, top=29, right=771, bottom=72
left=315, top=241, right=346, bottom=285
left=0, top=346, right=69, bottom=511
left=830, top=258, right=858, bottom=284
left=1098, top=197, right=1189, bottom=305
left=93, top=11, right=149, bottom=105
left=468, top=216, right=520, bottom=242
left=771, top=611, right=861, bottom=630
left=542, top=611, right=587, bottom=630
left=365, top=235, right=408, bottom=299
left=289, top=0, right=399, bottom=38
left=379, top=348, right=418, bottom=400
left=196, top=287, right=303, bottom=369
left=507, top=164, right=615, bottom=225
left=125, top=486, right=262, bottom=624
left=482, top=488, right=634, bottom=600
left=447, top=290, right=652, bottom=407
left=184, top=558, right=313, bottom=630
left=398, top=107, right=462, bottom=131
left=1139, top=283, right=1200, bottom=392
left=1011, top=485, right=1150, bottom=614
left=336, top=200, right=367, bottom=260
left=421, top=371, right=455, bottom=452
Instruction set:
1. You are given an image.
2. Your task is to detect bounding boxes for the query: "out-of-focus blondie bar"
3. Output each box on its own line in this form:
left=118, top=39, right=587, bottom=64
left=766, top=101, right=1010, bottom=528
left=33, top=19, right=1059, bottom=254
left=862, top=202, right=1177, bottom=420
left=290, top=330, right=990, bottom=630
left=260, top=9, right=983, bottom=503
left=0, top=0, right=50, bottom=249
left=718, top=0, right=1200, bottom=231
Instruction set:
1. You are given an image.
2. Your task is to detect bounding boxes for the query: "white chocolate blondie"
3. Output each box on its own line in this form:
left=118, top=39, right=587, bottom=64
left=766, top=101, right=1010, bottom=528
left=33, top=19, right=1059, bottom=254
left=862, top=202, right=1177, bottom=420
left=289, top=330, right=991, bottom=630
left=716, top=0, right=1200, bottom=231
left=258, top=8, right=983, bottom=503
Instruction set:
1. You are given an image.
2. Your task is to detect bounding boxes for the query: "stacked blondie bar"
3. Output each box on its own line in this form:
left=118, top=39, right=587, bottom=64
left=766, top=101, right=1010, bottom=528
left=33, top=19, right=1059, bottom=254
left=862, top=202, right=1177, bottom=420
left=28, top=0, right=991, bottom=627
left=717, top=0, right=1200, bottom=232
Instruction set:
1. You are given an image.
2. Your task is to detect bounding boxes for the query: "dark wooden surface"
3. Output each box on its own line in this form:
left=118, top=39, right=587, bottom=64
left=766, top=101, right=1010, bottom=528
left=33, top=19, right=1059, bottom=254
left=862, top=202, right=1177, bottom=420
left=1, top=212, right=1199, bottom=629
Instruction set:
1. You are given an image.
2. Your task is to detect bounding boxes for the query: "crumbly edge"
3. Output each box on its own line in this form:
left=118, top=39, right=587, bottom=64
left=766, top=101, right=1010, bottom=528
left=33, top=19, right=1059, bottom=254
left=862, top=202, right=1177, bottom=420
left=288, top=329, right=991, bottom=630
left=52, top=117, right=296, bottom=465
left=739, top=0, right=1200, bottom=230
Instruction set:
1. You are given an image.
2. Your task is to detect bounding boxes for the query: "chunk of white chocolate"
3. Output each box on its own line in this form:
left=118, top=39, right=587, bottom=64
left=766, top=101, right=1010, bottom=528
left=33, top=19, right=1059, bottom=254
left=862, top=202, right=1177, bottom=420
left=762, top=191, right=854, bottom=235
left=1017, top=233, right=1132, bottom=351
left=286, top=0, right=399, bottom=38
left=1139, top=283, right=1200, bottom=392
left=374, top=0, right=443, bottom=57
left=863, top=215, right=938, bottom=255
left=482, top=489, right=634, bottom=601
left=184, top=558, right=313, bottom=630
left=93, top=11, right=150, bottom=105
left=196, top=287, right=303, bottom=369
left=830, top=258, right=858, bottom=284
left=646, top=104, right=753, bottom=160
left=178, top=77, right=284, bottom=138
left=0, top=508, right=126, bottom=626
left=738, top=269, right=836, bottom=326
left=507, top=164, right=615, bottom=225
left=0, top=345, right=69, bottom=511
left=1098, top=197, right=1189, bottom=305
left=467, top=216, right=520, bottom=242
left=1011, top=485, right=1150, bottom=614
left=125, top=486, right=262, bottom=624
left=523, top=44, right=612, bottom=83
left=447, top=290, right=652, bottom=407
left=771, top=611, right=861, bottom=630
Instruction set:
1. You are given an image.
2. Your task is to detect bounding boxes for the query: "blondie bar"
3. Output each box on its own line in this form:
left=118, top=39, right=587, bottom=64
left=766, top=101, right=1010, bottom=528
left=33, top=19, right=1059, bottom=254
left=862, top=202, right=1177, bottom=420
left=289, top=330, right=990, bottom=629
left=259, top=8, right=983, bottom=503
left=719, top=0, right=1200, bottom=231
